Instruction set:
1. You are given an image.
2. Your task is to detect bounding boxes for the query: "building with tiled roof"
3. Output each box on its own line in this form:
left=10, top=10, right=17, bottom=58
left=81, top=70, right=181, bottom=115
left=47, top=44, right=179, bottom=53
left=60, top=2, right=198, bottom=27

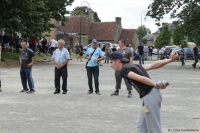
left=56, top=9, right=139, bottom=50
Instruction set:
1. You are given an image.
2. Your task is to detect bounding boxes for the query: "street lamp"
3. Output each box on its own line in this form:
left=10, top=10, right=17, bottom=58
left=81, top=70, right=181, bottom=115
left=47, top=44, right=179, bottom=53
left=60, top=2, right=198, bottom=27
left=80, top=1, right=89, bottom=46
left=141, top=11, right=147, bottom=26
left=129, top=24, right=135, bottom=29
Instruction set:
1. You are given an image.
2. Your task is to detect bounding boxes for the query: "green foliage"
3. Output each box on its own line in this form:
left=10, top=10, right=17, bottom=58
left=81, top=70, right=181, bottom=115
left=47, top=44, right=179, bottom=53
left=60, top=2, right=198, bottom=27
left=154, top=25, right=172, bottom=49
left=141, top=38, right=147, bottom=44
left=180, top=40, right=188, bottom=47
left=136, top=25, right=151, bottom=40
left=71, top=6, right=101, bottom=22
left=147, top=0, right=200, bottom=38
left=0, top=0, right=74, bottom=37
left=172, top=26, right=186, bottom=46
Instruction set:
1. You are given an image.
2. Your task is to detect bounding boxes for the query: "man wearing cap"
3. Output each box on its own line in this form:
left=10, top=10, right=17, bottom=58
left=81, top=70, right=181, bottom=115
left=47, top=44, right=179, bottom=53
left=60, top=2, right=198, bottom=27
left=19, top=40, right=36, bottom=94
left=111, top=39, right=133, bottom=98
left=109, top=51, right=178, bottom=133
left=52, top=39, right=70, bottom=94
left=85, top=39, right=104, bottom=95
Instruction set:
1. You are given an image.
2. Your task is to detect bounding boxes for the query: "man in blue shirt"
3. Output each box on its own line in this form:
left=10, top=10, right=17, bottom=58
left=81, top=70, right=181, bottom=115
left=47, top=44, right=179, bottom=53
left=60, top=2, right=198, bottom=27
left=85, top=39, right=104, bottom=95
left=52, top=39, right=70, bottom=94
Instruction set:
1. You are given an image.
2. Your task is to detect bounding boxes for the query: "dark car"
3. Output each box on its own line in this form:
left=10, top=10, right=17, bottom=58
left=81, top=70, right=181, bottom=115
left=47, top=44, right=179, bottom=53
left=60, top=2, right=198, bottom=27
left=176, top=47, right=200, bottom=60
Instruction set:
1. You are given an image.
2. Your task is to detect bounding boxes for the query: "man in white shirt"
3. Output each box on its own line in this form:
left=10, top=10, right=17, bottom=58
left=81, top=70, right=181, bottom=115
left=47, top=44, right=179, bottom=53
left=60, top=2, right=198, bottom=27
left=50, top=38, right=57, bottom=54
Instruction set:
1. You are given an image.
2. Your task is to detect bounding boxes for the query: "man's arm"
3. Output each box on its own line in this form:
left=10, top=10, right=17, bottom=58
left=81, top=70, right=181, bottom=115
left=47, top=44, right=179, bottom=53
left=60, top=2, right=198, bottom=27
left=129, top=57, right=133, bottom=64
left=28, top=56, right=36, bottom=66
left=142, top=51, right=178, bottom=71
left=127, top=71, right=166, bottom=89
left=19, top=56, right=22, bottom=64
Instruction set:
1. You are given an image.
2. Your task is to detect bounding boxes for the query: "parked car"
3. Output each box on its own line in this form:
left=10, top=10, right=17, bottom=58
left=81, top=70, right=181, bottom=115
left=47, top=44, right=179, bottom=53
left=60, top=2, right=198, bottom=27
left=159, top=46, right=179, bottom=55
left=176, top=47, right=200, bottom=60
left=152, top=48, right=158, bottom=55
left=83, top=44, right=91, bottom=51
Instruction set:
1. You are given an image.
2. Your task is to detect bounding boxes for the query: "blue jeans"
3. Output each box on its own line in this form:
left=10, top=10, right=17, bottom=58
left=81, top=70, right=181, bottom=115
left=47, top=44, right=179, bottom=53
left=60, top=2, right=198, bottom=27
left=139, top=54, right=144, bottom=64
left=20, top=67, right=35, bottom=91
left=104, top=53, right=110, bottom=63
left=32, top=44, right=37, bottom=53
left=86, top=66, right=99, bottom=92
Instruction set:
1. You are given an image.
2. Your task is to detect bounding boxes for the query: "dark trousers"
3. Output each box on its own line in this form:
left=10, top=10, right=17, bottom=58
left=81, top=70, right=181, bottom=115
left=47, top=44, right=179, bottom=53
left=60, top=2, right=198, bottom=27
left=20, top=67, right=35, bottom=91
left=193, top=56, right=198, bottom=67
left=86, top=66, right=99, bottom=92
left=180, top=56, right=185, bottom=65
left=104, top=53, right=110, bottom=63
left=55, top=65, right=68, bottom=92
left=16, top=45, right=19, bottom=53
left=139, top=54, right=144, bottom=64
left=32, top=44, right=37, bottom=53
left=115, top=70, right=132, bottom=91
left=0, top=80, right=1, bottom=88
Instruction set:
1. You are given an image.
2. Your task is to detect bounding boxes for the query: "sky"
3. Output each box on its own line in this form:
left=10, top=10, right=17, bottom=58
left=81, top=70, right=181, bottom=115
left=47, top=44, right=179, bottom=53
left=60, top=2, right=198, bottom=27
left=66, top=0, right=177, bottom=33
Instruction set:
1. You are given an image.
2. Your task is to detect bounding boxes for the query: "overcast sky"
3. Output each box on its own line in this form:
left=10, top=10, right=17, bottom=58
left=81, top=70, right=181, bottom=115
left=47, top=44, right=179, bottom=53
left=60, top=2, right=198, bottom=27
left=66, top=0, right=177, bottom=33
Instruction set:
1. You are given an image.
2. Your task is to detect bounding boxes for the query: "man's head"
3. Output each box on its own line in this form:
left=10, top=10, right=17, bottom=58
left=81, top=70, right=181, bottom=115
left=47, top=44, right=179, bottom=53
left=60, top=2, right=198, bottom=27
left=110, top=52, right=129, bottom=71
left=57, top=39, right=65, bottom=49
left=21, top=40, right=27, bottom=50
left=118, top=39, right=126, bottom=48
left=129, top=44, right=132, bottom=47
left=91, top=39, right=98, bottom=49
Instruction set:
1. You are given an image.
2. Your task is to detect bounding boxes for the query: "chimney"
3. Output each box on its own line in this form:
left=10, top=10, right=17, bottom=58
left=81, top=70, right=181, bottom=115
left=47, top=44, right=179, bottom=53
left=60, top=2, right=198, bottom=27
left=115, top=17, right=121, bottom=26
left=88, top=8, right=94, bottom=22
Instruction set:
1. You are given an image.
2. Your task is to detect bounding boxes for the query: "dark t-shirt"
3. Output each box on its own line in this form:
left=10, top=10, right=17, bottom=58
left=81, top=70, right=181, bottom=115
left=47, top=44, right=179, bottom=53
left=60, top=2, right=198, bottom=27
left=118, top=47, right=133, bottom=60
left=20, top=48, right=36, bottom=68
left=138, top=45, right=144, bottom=55
left=193, top=47, right=198, bottom=56
left=121, top=64, right=153, bottom=98
left=148, top=46, right=154, bottom=52
left=112, top=48, right=117, bottom=52
left=79, top=45, right=83, bottom=52
left=41, top=40, right=47, bottom=47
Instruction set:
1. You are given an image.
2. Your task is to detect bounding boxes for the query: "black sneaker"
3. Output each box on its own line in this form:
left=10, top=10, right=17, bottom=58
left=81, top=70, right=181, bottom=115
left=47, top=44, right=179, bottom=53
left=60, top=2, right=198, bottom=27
left=128, top=92, right=132, bottom=98
left=96, top=91, right=101, bottom=95
left=54, top=91, right=60, bottom=94
left=111, top=91, right=119, bottom=96
left=20, top=89, right=28, bottom=93
left=87, top=91, right=93, bottom=94
left=62, top=91, right=67, bottom=94
left=26, top=91, right=34, bottom=94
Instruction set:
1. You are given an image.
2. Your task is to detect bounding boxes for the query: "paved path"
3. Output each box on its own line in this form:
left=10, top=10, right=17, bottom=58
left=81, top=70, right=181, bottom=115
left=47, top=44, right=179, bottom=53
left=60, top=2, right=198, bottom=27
left=0, top=59, right=200, bottom=133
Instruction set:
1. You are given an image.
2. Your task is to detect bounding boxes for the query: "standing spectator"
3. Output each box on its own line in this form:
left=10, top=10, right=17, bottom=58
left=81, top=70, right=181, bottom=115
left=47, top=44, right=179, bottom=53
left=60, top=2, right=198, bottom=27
left=180, top=46, right=185, bottom=66
left=19, top=40, right=36, bottom=94
left=38, top=37, right=43, bottom=55
left=129, top=44, right=134, bottom=55
left=52, top=39, right=70, bottom=94
left=192, top=44, right=199, bottom=68
left=85, top=39, right=104, bottom=95
left=148, top=44, right=154, bottom=60
left=0, top=46, right=1, bottom=92
left=14, top=35, right=20, bottom=53
left=111, top=40, right=133, bottom=98
left=50, top=38, right=57, bottom=54
left=3, top=34, right=11, bottom=52
left=41, top=38, right=47, bottom=56
left=30, top=37, right=37, bottom=53
left=10, top=34, right=14, bottom=52
left=104, top=44, right=111, bottom=64
left=109, top=51, right=178, bottom=133
left=0, top=79, right=1, bottom=92
left=75, top=43, right=79, bottom=55
left=137, top=43, right=144, bottom=64
left=112, top=45, right=117, bottom=52
left=77, top=43, right=84, bottom=61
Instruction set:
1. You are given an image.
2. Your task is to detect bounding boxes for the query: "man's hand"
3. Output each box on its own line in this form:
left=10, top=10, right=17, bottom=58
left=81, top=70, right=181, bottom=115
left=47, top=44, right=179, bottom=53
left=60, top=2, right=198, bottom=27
left=155, top=81, right=169, bottom=90
left=28, top=62, right=33, bottom=66
left=170, top=50, right=178, bottom=61
left=94, top=59, right=98, bottom=62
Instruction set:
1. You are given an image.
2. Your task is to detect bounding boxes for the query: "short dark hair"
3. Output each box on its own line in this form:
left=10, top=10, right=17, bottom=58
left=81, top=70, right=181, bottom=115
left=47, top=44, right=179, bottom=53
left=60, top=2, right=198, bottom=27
left=119, top=39, right=125, bottom=44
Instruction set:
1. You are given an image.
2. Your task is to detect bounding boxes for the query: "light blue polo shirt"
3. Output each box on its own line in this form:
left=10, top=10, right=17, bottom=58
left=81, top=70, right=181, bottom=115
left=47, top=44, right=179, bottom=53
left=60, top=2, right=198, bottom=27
left=85, top=47, right=104, bottom=67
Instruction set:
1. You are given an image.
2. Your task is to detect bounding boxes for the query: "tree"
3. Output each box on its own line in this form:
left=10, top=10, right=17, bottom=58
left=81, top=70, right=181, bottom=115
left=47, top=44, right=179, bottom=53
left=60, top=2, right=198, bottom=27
left=141, top=38, right=147, bottom=44
left=154, top=25, right=172, bottom=49
left=0, top=0, right=74, bottom=37
left=136, top=25, right=151, bottom=40
left=71, top=6, right=101, bottom=22
left=172, top=26, right=186, bottom=46
left=147, top=0, right=200, bottom=38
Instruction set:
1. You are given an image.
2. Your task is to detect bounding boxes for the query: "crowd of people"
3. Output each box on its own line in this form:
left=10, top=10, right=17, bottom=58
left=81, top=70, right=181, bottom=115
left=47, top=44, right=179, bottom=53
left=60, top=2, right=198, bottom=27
left=1, top=36, right=200, bottom=132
